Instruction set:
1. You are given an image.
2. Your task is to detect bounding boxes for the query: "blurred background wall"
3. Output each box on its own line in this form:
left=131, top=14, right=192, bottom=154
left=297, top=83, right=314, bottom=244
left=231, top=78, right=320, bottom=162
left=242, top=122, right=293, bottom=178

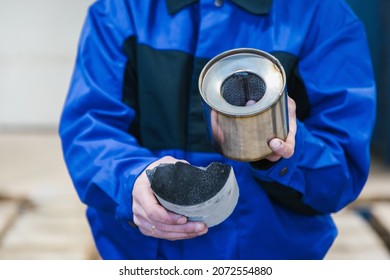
left=0, top=0, right=94, bottom=130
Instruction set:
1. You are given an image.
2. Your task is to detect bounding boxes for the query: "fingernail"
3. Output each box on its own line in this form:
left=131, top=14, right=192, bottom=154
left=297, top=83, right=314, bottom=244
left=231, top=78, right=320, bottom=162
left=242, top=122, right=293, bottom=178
left=195, top=223, right=206, bottom=232
left=177, top=216, right=187, bottom=224
left=245, top=100, right=256, bottom=106
left=270, top=139, right=282, bottom=150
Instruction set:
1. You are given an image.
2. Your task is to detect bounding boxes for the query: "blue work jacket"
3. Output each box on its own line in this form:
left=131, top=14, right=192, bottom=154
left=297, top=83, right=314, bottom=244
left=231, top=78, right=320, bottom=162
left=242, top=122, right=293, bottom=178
left=59, top=0, right=376, bottom=259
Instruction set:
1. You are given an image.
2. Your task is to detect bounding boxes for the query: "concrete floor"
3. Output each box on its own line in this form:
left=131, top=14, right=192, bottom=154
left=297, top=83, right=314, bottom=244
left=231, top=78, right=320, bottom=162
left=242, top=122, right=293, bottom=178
left=0, top=132, right=389, bottom=260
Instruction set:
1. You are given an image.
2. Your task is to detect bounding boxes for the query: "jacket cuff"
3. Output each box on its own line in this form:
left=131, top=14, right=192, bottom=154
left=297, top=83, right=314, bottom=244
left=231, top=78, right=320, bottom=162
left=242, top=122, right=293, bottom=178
left=249, top=121, right=305, bottom=193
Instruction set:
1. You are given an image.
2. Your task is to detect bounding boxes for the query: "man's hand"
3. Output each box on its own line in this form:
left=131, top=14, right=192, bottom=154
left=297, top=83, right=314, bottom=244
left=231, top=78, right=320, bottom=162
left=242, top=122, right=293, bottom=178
left=132, top=156, right=208, bottom=240
left=265, top=97, right=297, bottom=162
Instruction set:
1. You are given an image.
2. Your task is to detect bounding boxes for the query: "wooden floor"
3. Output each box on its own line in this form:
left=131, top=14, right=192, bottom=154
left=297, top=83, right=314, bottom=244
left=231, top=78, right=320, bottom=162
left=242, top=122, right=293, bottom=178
left=0, top=132, right=389, bottom=260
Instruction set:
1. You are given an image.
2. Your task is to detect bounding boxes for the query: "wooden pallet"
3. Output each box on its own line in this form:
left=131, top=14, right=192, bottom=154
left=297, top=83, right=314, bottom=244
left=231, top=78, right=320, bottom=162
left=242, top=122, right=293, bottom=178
left=326, top=204, right=390, bottom=259
left=0, top=192, right=97, bottom=260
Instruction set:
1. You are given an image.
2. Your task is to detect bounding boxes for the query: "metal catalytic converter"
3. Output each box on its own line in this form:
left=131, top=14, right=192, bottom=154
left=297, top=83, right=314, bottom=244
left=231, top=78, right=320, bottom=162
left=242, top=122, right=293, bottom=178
left=198, top=48, right=289, bottom=162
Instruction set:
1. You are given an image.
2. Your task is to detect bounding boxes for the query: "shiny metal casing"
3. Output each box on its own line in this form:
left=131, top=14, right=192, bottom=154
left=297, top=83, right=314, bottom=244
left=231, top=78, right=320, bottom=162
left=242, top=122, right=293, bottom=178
left=198, top=48, right=289, bottom=162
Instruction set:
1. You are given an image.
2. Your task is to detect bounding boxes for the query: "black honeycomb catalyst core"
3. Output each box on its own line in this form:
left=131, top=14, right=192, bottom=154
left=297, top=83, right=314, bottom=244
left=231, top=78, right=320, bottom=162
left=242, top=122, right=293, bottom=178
left=147, top=162, right=231, bottom=206
left=221, top=71, right=266, bottom=106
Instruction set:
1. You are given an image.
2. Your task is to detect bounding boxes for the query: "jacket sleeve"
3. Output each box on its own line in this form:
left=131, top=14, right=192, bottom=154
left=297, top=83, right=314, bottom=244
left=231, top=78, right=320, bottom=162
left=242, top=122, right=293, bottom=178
left=250, top=2, right=376, bottom=215
left=59, top=2, right=157, bottom=225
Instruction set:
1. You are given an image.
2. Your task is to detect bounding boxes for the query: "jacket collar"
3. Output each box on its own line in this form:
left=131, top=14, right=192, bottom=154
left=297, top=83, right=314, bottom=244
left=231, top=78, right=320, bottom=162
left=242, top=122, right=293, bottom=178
left=166, top=0, right=273, bottom=15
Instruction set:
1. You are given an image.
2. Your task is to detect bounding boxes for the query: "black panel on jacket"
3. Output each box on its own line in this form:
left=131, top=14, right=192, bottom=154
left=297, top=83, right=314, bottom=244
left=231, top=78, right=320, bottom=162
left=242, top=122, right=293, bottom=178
left=256, top=180, right=321, bottom=215
left=271, top=51, right=310, bottom=121
left=121, top=38, right=213, bottom=151
left=122, top=36, right=141, bottom=140
left=187, top=58, right=215, bottom=152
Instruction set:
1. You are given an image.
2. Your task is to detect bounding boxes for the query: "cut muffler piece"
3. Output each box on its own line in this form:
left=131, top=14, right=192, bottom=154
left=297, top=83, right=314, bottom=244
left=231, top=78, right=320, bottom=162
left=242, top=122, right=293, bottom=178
left=146, top=162, right=239, bottom=227
left=199, top=48, right=289, bottom=162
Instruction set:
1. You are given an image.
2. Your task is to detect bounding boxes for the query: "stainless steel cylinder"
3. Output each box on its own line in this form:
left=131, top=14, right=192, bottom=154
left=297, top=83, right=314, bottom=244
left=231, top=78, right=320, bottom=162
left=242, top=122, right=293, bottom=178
left=198, top=48, right=289, bottom=162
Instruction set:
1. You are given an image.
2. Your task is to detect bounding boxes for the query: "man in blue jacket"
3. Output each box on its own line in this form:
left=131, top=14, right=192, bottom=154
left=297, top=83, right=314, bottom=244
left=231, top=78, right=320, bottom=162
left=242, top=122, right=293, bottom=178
left=59, top=0, right=376, bottom=259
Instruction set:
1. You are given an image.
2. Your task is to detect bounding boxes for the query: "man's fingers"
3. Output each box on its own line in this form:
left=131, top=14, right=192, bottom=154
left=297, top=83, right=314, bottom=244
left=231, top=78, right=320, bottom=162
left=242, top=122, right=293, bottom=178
left=155, top=220, right=206, bottom=234
left=269, top=138, right=294, bottom=159
left=132, top=155, right=209, bottom=241
left=135, top=214, right=208, bottom=241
